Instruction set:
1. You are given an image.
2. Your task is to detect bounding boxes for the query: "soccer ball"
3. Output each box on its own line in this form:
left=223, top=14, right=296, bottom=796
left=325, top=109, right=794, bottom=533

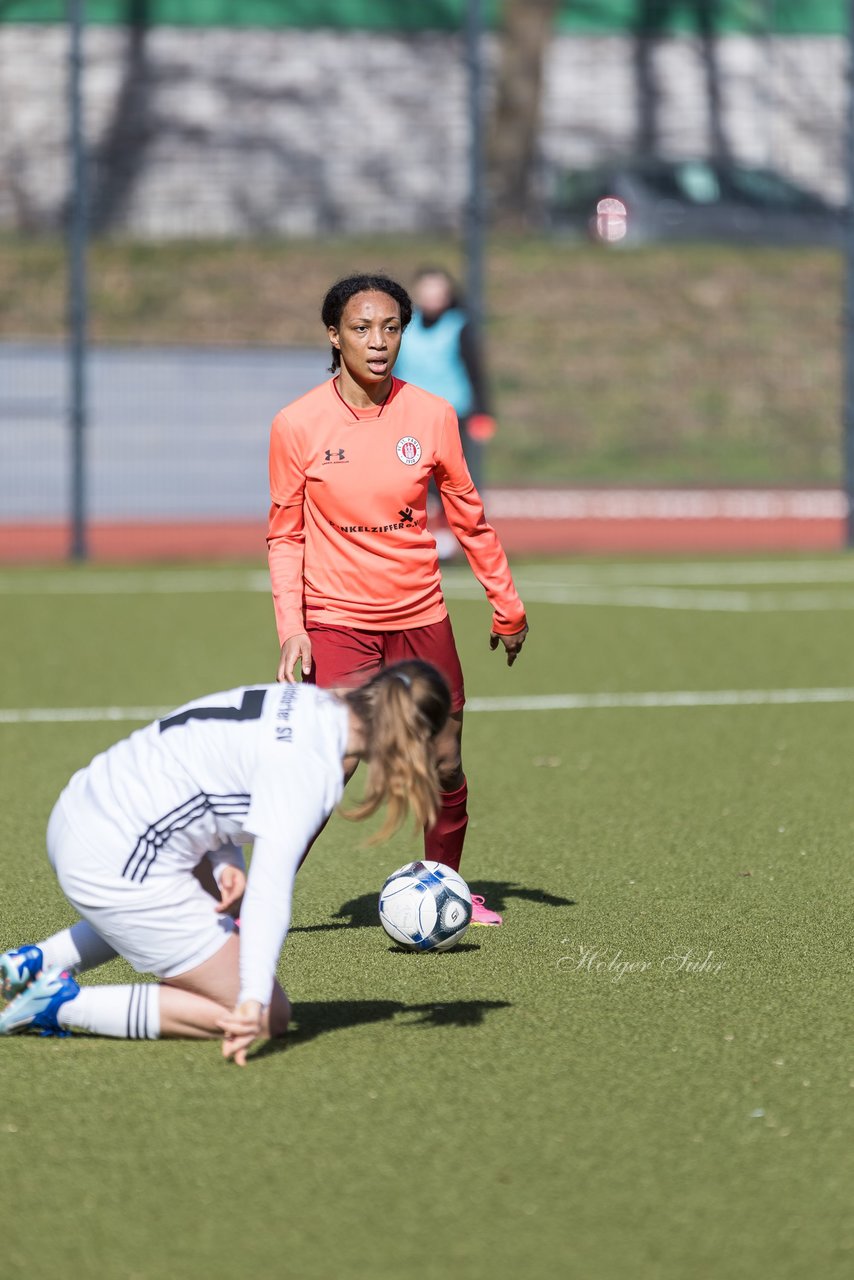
left=378, top=860, right=472, bottom=951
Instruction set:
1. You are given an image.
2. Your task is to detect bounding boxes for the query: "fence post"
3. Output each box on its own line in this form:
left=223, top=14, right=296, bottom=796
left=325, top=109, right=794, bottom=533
left=68, top=0, right=88, bottom=561
left=465, top=0, right=486, bottom=335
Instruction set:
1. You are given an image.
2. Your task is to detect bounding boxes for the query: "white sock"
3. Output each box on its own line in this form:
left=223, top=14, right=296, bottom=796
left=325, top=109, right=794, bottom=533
left=40, top=922, right=118, bottom=974
left=56, top=984, right=161, bottom=1039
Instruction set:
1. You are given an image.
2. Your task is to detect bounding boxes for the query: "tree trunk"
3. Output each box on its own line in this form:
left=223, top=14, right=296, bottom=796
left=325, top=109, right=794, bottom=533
left=487, top=0, right=560, bottom=224
left=89, top=1, right=152, bottom=234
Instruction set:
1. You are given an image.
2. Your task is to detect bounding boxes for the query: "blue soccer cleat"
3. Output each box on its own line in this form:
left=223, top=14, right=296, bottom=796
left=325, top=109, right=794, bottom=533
left=0, top=945, right=44, bottom=998
left=0, top=966, right=79, bottom=1037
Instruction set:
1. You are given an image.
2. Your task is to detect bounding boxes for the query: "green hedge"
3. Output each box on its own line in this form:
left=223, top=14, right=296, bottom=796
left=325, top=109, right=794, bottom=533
left=0, top=0, right=846, bottom=35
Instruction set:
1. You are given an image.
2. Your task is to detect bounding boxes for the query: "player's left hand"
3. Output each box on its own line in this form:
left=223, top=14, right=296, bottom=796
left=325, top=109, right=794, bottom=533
left=219, top=1000, right=264, bottom=1067
left=490, top=624, right=529, bottom=667
left=215, top=865, right=246, bottom=915
left=467, top=414, right=496, bottom=442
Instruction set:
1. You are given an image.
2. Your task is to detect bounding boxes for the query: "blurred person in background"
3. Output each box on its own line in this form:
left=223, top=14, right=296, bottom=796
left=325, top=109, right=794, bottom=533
left=394, top=267, right=496, bottom=560
left=267, top=272, right=528, bottom=926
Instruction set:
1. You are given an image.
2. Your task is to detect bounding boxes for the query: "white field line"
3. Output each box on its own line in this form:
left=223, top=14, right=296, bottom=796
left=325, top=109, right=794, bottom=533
left=4, top=573, right=854, bottom=613
left=4, top=687, right=854, bottom=725
left=4, top=558, right=854, bottom=597
left=466, top=688, right=854, bottom=712
left=0, top=707, right=170, bottom=724
left=443, top=580, right=854, bottom=612
left=0, top=570, right=272, bottom=595
left=4, top=563, right=854, bottom=612
left=512, top=560, right=854, bottom=586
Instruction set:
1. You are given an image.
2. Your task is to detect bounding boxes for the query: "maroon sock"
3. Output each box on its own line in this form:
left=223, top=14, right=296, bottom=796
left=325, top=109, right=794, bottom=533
left=424, top=777, right=468, bottom=871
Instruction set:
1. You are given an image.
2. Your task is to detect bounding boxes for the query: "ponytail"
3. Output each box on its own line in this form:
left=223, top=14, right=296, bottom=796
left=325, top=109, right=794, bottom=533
left=341, top=661, right=450, bottom=842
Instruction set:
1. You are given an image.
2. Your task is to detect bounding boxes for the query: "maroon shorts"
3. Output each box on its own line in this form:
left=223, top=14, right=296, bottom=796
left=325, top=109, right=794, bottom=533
left=304, top=615, right=465, bottom=712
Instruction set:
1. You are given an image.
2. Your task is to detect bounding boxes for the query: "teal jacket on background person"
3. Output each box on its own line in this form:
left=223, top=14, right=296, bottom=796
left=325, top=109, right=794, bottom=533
left=394, top=307, right=475, bottom=419
left=395, top=302, right=492, bottom=497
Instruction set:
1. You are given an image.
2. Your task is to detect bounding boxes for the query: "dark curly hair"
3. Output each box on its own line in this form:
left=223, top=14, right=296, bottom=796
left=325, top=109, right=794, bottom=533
left=321, top=273, right=413, bottom=372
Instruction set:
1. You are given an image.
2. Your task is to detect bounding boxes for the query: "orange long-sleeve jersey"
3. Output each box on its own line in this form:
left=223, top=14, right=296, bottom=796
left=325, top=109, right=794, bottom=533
left=267, top=377, right=526, bottom=643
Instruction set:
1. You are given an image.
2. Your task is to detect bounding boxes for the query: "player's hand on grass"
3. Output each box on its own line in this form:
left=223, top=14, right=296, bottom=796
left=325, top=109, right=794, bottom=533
left=220, top=1000, right=264, bottom=1066
left=215, top=865, right=246, bottom=915
left=278, top=633, right=312, bottom=683
left=490, top=624, right=529, bottom=667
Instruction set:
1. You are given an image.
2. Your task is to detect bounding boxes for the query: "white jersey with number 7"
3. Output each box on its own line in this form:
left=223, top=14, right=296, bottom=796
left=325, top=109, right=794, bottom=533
left=57, top=683, right=348, bottom=1006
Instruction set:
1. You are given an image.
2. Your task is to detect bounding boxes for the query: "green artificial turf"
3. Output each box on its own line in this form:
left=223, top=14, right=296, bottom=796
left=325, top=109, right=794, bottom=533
left=1, top=557, right=852, bottom=1279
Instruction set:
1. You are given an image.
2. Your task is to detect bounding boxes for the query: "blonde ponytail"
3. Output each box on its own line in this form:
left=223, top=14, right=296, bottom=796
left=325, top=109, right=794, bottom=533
left=341, top=661, right=450, bottom=842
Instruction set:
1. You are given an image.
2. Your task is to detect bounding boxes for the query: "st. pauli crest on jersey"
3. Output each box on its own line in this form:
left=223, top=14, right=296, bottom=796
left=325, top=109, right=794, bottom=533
left=396, top=436, right=422, bottom=466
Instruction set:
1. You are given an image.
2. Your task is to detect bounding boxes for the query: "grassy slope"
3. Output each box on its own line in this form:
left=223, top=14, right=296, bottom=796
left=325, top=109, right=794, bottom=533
left=0, top=235, right=842, bottom=485
left=0, top=560, right=852, bottom=1278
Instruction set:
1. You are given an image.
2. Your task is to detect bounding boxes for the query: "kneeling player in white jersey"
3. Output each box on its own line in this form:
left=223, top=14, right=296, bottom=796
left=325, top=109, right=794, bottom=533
left=0, top=660, right=449, bottom=1065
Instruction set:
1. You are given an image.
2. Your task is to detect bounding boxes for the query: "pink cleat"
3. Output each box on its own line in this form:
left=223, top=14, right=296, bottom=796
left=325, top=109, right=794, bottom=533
left=469, top=894, right=503, bottom=927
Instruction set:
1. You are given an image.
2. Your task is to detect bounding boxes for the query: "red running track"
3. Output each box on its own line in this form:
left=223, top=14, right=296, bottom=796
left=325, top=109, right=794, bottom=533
left=0, top=489, right=847, bottom=562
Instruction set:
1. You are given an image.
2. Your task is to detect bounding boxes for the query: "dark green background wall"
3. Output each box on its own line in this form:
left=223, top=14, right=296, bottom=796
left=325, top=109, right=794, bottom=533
left=0, top=1, right=846, bottom=35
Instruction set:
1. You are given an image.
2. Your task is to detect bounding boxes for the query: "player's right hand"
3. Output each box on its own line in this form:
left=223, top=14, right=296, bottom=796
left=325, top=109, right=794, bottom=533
left=277, top=633, right=312, bottom=683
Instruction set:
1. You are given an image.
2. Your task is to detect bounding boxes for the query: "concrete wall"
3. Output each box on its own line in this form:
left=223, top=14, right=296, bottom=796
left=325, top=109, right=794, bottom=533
left=0, top=26, right=845, bottom=235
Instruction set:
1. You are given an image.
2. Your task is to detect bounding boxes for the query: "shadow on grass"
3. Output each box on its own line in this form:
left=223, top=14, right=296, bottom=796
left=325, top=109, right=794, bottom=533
left=290, top=881, right=576, bottom=933
left=386, top=942, right=481, bottom=955
left=251, top=997, right=513, bottom=1060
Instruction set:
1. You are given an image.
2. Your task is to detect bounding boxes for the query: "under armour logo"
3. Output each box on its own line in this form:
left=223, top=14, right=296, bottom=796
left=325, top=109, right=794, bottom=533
left=324, top=448, right=346, bottom=463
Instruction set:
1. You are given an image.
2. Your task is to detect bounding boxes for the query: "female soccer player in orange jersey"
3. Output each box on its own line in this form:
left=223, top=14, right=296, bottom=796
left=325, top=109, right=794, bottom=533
left=267, top=273, right=528, bottom=925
